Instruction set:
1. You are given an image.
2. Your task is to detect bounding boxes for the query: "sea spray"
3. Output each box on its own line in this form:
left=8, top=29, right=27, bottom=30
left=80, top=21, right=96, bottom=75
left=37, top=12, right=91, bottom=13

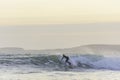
left=0, top=53, right=120, bottom=70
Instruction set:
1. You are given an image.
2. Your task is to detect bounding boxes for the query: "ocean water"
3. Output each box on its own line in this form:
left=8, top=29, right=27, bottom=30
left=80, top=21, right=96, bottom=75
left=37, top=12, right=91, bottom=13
left=1, top=69, right=120, bottom=80
left=0, top=53, right=120, bottom=80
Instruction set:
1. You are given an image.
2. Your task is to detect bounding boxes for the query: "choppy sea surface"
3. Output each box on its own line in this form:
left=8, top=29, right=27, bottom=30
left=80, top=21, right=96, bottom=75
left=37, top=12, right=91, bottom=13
left=1, top=53, right=120, bottom=80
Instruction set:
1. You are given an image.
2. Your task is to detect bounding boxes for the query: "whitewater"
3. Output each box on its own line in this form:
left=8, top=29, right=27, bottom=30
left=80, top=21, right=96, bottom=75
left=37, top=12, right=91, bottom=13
left=1, top=45, right=120, bottom=80
left=0, top=53, right=120, bottom=71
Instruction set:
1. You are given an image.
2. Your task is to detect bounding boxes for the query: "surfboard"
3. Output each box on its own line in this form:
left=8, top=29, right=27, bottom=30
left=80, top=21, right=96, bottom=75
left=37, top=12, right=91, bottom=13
left=60, top=59, right=73, bottom=70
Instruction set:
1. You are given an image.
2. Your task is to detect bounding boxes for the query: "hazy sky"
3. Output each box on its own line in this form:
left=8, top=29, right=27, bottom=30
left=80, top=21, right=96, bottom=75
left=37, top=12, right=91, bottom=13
left=0, top=0, right=120, bottom=49
left=0, top=0, right=120, bottom=25
left=0, top=24, right=120, bottom=49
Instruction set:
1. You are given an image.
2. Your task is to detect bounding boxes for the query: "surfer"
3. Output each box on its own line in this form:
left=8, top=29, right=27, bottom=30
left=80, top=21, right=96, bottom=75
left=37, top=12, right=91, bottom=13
left=61, top=54, right=71, bottom=66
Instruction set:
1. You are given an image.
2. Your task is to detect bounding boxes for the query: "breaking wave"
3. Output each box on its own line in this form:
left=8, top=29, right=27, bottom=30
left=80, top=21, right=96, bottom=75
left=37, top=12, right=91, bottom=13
left=0, top=53, right=120, bottom=71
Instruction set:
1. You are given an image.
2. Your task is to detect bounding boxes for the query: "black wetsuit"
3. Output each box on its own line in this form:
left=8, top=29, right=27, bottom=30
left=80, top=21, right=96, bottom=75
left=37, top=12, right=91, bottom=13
left=61, top=54, right=71, bottom=65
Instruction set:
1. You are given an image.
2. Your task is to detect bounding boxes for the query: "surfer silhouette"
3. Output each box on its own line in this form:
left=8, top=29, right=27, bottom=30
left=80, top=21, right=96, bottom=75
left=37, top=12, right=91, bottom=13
left=61, top=54, right=71, bottom=66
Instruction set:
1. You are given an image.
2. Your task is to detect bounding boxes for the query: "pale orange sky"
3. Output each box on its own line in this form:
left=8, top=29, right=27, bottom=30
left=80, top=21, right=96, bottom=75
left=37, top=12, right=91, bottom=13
left=0, top=0, right=120, bottom=25
left=0, top=0, right=120, bottom=49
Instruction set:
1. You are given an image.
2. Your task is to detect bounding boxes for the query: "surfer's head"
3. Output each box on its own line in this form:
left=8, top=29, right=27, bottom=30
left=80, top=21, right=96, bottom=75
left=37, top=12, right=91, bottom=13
left=63, top=54, right=65, bottom=57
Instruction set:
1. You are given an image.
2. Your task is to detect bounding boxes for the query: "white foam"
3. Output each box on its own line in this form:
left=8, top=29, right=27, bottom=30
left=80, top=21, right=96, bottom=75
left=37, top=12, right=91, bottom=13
left=69, top=55, right=120, bottom=70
